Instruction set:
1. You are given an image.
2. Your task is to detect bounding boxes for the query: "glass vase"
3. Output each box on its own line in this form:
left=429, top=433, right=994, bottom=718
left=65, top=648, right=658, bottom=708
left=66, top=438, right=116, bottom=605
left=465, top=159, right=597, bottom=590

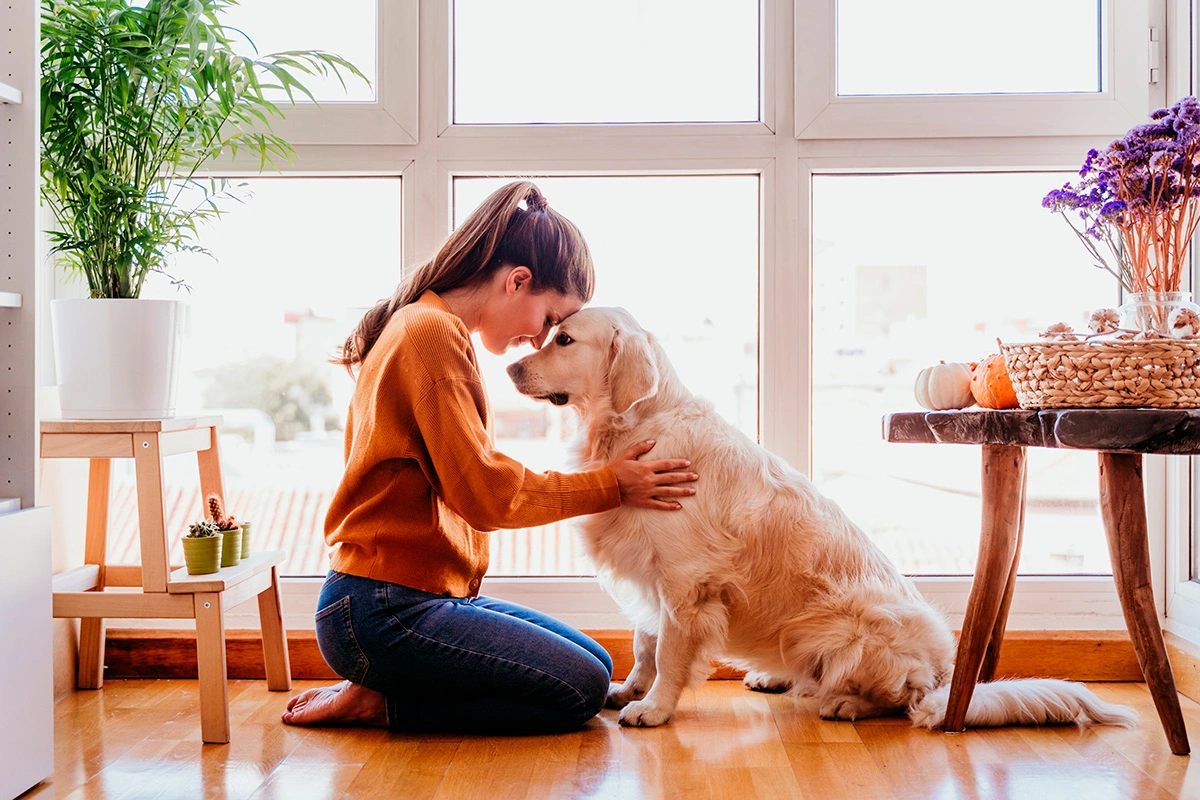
left=1117, top=291, right=1200, bottom=335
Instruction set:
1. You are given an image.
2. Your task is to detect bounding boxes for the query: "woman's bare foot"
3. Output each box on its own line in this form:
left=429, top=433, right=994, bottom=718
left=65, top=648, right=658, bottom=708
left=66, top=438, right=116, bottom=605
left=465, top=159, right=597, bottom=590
left=281, top=680, right=388, bottom=728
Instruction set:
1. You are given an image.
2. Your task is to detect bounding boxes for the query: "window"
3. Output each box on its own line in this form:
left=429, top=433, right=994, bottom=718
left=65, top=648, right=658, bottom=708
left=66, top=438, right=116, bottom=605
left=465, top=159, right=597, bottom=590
left=132, top=178, right=402, bottom=577
left=812, top=172, right=1116, bottom=575
left=453, top=0, right=760, bottom=124
left=229, top=0, right=418, bottom=146
left=455, top=175, right=759, bottom=575
left=797, top=0, right=1154, bottom=139
left=225, top=0, right=378, bottom=102
left=50, top=0, right=1178, bottom=635
left=836, top=0, right=1102, bottom=96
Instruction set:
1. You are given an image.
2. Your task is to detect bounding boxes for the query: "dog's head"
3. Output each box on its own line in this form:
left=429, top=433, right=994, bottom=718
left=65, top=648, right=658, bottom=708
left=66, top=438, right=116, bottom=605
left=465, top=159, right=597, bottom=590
left=506, top=307, right=660, bottom=416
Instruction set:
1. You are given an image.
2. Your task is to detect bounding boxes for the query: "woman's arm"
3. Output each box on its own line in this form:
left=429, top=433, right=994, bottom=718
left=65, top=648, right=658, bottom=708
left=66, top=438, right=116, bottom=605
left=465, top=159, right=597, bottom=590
left=411, top=377, right=695, bottom=530
left=411, top=376, right=615, bottom=530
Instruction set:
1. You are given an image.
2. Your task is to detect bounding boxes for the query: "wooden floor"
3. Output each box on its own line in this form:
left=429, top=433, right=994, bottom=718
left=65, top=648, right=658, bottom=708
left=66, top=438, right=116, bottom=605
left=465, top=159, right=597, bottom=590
left=27, top=679, right=1200, bottom=799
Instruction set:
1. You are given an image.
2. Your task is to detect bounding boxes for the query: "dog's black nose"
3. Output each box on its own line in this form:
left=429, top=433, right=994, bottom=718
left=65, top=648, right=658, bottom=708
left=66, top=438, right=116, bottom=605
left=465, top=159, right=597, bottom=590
left=506, top=362, right=524, bottom=382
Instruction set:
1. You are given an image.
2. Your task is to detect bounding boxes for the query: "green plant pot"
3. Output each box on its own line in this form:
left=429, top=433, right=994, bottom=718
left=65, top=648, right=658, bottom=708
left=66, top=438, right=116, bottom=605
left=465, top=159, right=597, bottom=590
left=220, top=528, right=241, bottom=567
left=182, top=535, right=221, bottom=575
left=239, top=522, right=251, bottom=559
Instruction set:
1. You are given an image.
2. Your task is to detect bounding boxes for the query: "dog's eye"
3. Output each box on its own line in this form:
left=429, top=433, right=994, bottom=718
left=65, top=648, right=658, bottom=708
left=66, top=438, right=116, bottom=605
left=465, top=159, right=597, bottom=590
left=555, top=332, right=574, bottom=347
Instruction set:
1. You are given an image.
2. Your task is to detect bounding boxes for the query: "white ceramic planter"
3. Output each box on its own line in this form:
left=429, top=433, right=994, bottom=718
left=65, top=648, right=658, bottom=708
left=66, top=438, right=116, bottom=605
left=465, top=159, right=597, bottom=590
left=51, top=298, right=185, bottom=419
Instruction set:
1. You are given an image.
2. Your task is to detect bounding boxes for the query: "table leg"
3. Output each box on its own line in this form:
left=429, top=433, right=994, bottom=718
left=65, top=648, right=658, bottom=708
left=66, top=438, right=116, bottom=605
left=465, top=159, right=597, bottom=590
left=77, top=618, right=105, bottom=691
left=1098, top=452, right=1189, bottom=755
left=133, top=433, right=169, bottom=593
left=257, top=566, right=292, bottom=691
left=194, top=592, right=230, bottom=745
left=979, top=455, right=1027, bottom=682
left=78, top=458, right=111, bottom=689
left=943, top=444, right=1027, bottom=732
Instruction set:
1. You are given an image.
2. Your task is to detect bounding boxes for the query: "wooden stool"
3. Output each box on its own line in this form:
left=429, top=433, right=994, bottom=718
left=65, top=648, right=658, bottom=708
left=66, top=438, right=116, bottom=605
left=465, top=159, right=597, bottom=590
left=43, top=416, right=292, bottom=744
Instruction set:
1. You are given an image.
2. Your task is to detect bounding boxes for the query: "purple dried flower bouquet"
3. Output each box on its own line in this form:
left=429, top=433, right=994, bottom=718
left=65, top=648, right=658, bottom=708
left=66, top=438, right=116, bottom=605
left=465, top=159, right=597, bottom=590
left=1043, top=96, right=1200, bottom=293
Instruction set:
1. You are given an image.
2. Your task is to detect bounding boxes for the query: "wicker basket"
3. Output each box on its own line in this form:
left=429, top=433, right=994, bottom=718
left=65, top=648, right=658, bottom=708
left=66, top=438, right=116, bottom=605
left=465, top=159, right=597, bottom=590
left=1001, top=338, right=1200, bottom=409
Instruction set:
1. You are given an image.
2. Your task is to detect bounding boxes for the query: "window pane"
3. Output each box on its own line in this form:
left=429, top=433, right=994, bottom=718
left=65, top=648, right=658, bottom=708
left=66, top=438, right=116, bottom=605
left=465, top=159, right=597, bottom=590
left=455, top=175, right=760, bottom=574
left=837, top=0, right=1101, bottom=96
left=225, top=0, right=377, bottom=102
left=453, top=0, right=759, bottom=124
left=813, top=173, right=1116, bottom=576
left=127, top=178, right=402, bottom=577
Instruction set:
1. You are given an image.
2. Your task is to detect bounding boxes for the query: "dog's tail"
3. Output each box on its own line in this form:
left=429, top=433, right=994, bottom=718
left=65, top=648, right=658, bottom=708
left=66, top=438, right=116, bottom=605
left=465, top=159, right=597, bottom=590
left=907, top=679, right=1139, bottom=729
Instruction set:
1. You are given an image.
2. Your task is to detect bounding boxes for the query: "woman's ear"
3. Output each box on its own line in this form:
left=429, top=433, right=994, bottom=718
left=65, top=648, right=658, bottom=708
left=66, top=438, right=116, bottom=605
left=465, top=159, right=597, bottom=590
left=505, top=265, right=533, bottom=295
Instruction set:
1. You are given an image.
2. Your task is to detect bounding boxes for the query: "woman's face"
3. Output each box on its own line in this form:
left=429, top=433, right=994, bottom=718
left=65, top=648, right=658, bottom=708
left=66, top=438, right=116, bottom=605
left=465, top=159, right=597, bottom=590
left=478, top=268, right=584, bottom=355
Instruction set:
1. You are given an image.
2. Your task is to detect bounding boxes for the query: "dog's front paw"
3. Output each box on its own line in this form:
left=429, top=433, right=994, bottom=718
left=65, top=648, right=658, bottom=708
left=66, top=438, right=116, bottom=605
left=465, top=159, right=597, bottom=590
left=606, top=682, right=644, bottom=710
left=618, top=699, right=674, bottom=727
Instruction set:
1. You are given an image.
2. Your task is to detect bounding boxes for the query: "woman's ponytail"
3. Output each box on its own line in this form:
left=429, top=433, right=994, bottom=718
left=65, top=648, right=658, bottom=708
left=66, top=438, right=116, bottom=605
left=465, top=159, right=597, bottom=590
left=334, top=180, right=593, bottom=373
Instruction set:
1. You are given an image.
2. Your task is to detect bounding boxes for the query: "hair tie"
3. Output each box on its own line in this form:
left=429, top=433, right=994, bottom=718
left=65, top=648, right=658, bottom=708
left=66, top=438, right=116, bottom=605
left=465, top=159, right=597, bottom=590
left=526, top=192, right=550, bottom=212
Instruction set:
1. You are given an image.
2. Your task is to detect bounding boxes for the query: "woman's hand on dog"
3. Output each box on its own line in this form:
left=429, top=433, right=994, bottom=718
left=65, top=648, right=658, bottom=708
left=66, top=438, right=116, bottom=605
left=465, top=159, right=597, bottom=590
left=609, top=440, right=698, bottom=510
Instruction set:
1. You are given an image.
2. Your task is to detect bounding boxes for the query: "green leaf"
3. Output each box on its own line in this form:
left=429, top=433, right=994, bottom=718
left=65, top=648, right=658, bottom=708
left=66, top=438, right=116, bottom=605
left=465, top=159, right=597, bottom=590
left=39, top=0, right=370, bottom=297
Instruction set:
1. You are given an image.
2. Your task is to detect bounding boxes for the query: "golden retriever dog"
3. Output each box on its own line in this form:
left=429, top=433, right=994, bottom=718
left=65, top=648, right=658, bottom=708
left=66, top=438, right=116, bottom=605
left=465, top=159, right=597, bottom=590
left=506, top=307, right=1137, bottom=730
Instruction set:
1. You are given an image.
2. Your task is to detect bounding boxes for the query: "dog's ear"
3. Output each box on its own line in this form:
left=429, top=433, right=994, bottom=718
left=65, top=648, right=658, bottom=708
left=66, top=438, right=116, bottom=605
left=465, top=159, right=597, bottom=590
left=609, top=325, right=660, bottom=415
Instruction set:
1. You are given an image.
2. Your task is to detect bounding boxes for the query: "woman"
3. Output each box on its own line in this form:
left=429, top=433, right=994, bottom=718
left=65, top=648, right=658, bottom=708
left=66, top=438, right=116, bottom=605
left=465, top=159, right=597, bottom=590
left=282, top=181, right=697, bottom=733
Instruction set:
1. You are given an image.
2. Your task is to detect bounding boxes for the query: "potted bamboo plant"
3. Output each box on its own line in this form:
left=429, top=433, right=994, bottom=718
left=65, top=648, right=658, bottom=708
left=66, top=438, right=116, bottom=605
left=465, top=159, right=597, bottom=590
left=40, top=0, right=365, bottom=419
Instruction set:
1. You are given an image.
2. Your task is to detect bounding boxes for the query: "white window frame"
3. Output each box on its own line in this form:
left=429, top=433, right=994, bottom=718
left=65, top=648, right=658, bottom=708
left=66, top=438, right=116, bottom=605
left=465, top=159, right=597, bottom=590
left=438, top=0, right=776, bottom=138
left=795, top=0, right=1159, bottom=140
left=83, top=0, right=1179, bottom=636
left=1156, top=0, right=1200, bottom=642
left=1164, top=456, right=1200, bottom=638
left=251, top=0, right=418, bottom=146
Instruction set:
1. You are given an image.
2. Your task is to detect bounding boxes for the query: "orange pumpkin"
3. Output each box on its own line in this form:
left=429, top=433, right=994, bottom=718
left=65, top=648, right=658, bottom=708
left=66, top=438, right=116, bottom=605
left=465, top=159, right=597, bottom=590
left=970, top=355, right=1020, bottom=409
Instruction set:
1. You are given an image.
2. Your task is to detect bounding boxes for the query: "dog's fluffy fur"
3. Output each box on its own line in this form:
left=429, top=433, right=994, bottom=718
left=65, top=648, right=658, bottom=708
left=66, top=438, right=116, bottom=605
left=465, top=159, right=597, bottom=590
left=507, top=307, right=1137, bottom=730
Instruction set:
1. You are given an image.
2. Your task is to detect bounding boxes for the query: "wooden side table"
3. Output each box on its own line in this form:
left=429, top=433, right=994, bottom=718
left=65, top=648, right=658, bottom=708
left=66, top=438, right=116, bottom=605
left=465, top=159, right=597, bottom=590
left=43, top=416, right=292, bottom=744
left=885, top=408, right=1194, bottom=755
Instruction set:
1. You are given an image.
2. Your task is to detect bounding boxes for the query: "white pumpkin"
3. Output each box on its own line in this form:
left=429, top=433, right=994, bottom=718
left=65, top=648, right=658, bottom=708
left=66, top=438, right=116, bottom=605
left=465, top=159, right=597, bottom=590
left=914, top=361, right=975, bottom=410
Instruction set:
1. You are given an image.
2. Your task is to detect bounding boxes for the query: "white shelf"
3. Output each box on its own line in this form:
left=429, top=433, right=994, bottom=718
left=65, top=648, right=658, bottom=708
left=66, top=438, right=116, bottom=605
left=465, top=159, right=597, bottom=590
left=0, top=291, right=22, bottom=307
left=0, top=81, right=21, bottom=104
left=0, top=507, right=53, bottom=800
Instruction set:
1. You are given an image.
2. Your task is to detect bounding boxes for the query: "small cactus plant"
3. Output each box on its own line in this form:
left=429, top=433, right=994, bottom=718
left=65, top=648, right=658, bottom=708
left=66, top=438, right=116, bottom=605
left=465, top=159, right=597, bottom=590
left=186, top=519, right=219, bottom=538
left=207, top=494, right=239, bottom=531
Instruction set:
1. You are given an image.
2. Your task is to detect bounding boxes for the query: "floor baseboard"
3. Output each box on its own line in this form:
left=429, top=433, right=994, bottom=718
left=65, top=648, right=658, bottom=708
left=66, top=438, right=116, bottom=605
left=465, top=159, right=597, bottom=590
left=97, top=628, right=1146, bottom=683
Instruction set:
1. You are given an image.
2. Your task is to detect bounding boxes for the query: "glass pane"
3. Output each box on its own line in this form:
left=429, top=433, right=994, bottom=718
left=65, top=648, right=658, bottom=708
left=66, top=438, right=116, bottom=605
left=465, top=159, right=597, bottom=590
left=453, top=0, right=759, bottom=124
left=837, top=0, right=1101, bottom=96
left=124, top=178, right=402, bottom=576
left=455, top=175, right=760, bottom=574
left=225, top=0, right=377, bottom=102
left=813, top=173, right=1116, bottom=576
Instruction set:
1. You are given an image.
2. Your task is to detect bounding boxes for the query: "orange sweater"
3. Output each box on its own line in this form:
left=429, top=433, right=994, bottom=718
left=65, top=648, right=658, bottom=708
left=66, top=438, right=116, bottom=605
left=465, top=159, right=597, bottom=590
left=325, top=290, right=621, bottom=596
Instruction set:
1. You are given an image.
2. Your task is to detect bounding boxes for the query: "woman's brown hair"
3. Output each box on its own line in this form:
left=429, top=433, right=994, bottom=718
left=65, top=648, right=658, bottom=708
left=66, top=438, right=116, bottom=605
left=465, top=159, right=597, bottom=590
left=334, top=180, right=595, bottom=372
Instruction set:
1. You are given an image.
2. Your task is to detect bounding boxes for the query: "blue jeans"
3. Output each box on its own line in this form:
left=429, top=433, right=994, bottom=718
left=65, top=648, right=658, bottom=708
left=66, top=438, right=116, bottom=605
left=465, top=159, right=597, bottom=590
left=314, top=571, right=614, bottom=734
